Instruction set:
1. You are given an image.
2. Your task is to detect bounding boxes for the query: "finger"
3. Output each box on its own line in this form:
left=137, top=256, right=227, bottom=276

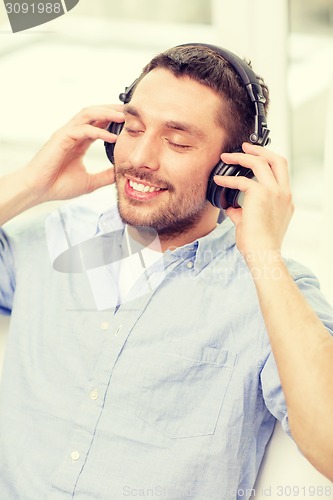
left=225, top=206, right=243, bottom=225
left=242, top=142, right=290, bottom=188
left=61, top=124, right=120, bottom=145
left=45, top=125, right=118, bottom=163
left=86, top=167, right=115, bottom=193
left=90, top=119, right=121, bottom=130
left=213, top=173, right=255, bottom=190
left=213, top=175, right=256, bottom=210
left=220, top=150, right=276, bottom=187
left=67, top=105, right=125, bottom=127
left=213, top=173, right=259, bottom=210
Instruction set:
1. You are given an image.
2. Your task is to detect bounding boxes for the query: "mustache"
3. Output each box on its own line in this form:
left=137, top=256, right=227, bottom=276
left=115, top=165, right=174, bottom=191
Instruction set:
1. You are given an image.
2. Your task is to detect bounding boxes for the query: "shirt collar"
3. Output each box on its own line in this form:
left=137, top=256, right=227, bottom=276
left=160, top=218, right=236, bottom=271
left=97, top=206, right=124, bottom=235
left=195, top=218, right=236, bottom=270
left=72, top=205, right=236, bottom=272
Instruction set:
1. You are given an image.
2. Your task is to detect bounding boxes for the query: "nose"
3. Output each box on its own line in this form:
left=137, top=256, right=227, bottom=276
left=127, top=132, right=160, bottom=171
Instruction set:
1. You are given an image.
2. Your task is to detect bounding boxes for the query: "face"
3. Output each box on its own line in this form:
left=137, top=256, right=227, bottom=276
left=113, top=68, right=226, bottom=240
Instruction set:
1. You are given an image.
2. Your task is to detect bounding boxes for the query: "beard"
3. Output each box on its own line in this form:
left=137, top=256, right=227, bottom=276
left=114, top=165, right=209, bottom=239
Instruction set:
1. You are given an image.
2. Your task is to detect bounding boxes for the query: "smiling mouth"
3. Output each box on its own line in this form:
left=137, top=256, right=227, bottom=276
left=123, top=174, right=169, bottom=200
left=128, top=179, right=164, bottom=193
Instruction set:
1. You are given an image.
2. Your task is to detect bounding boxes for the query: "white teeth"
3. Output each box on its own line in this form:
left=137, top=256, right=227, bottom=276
left=129, top=180, right=161, bottom=193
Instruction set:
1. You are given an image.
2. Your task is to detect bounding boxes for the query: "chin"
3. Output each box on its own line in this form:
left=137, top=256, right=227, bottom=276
left=117, top=199, right=155, bottom=228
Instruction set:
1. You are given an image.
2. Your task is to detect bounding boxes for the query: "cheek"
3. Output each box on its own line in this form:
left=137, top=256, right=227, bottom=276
left=173, top=164, right=210, bottom=198
left=206, top=143, right=222, bottom=167
left=191, top=153, right=218, bottom=183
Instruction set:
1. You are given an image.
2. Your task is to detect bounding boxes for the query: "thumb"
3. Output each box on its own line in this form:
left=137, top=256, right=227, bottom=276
left=87, top=168, right=115, bottom=193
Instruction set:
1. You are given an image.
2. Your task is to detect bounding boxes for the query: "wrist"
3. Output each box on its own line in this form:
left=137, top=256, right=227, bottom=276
left=243, top=248, right=285, bottom=281
left=0, top=168, right=44, bottom=225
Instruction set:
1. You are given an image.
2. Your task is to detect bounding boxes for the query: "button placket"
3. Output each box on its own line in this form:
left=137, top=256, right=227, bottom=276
left=114, top=325, right=122, bottom=337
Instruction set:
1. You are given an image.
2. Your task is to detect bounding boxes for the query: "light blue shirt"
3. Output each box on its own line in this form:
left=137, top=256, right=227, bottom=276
left=1, top=193, right=333, bottom=499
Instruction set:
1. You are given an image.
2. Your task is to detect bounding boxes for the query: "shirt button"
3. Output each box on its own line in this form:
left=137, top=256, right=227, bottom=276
left=187, top=261, right=194, bottom=269
left=100, top=321, right=109, bottom=331
left=89, top=389, right=99, bottom=400
left=99, top=219, right=111, bottom=232
left=71, top=451, right=80, bottom=462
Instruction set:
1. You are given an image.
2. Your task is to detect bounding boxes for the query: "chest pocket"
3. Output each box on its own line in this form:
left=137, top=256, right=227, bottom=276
left=136, top=346, right=236, bottom=439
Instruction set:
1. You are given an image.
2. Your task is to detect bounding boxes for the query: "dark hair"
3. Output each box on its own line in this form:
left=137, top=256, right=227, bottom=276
left=135, top=44, right=270, bottom=152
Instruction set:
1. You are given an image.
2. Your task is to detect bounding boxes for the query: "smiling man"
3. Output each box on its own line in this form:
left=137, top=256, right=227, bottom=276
left=0, top=44, right=333, bottom=499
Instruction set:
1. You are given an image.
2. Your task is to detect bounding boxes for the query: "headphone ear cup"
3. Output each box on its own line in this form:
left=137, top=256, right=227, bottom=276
left=207, top=160, right=255, bottom=209
left=206, top=160, right=239, bottom=209
left=104, top=122, right=124, bottom=164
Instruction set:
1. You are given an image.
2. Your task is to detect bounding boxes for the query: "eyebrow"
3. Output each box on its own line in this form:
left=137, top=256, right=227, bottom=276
left=123, top=104, right=205, bottom=139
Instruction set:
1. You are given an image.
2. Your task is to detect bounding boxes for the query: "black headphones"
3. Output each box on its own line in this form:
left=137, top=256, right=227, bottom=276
left=104, top=43, right=270, bottom=209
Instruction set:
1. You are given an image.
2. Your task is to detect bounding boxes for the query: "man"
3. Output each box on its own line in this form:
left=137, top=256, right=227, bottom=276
left=0, top=44, right=332, bottom=499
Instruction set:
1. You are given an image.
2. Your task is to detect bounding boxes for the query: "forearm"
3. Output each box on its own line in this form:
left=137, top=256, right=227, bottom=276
left=0, top=168, right=41, bottom=225
left=247, top=252, right=333, bottom=479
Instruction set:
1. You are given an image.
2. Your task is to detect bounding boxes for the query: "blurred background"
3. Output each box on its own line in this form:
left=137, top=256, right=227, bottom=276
left=0, top=1, right=333, bottom=496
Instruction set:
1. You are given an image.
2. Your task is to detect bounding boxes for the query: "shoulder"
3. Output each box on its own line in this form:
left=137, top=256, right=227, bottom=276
left=45, top=189, right=119, bottom=265
left=284, top=257, right=333, bottom=333
left=2, top=186, right=118, bottom=262
left=284, top=257, right=318, bottom=281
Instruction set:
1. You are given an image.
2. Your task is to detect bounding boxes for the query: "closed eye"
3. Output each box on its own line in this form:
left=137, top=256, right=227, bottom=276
left=166, top=139, right=193, bottom=150
left=124, top=127, right=193, bottom=151
left=124, top=127, right=142, bottom=135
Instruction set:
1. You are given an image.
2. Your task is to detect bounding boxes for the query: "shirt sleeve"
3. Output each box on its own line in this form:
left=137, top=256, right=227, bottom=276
left=260, top=258, right=333, bottom=436
left=0, top=228, right=16, bottom=315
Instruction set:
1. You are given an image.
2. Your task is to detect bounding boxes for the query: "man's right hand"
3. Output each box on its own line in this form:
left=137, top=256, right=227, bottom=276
left=24, top=104, right=124, bottom=203
left=0, top=105, right=124, bottom=225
